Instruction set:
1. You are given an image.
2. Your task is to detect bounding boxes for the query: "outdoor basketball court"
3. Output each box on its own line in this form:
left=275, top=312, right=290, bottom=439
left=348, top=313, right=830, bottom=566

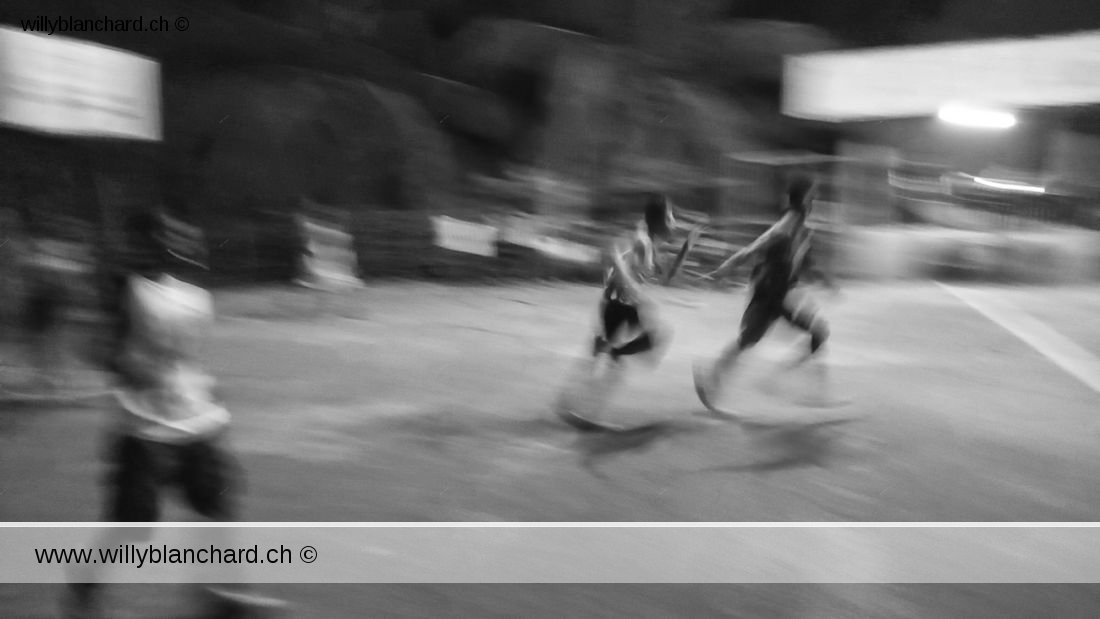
left=4, top=280, right=1099, bottom=523
left=4, top=280, right=1100, bottom=616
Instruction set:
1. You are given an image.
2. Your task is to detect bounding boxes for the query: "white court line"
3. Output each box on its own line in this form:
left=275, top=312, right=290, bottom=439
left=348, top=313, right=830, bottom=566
left=938, top=283, right=1100, bottom=396
left=9, top=522, right=1100, bottom=527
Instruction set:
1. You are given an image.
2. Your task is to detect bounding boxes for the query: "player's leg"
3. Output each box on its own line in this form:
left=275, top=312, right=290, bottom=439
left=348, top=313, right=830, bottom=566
left=779, top=287, right=831, bottom=403
left=587, top=299, right=638, bottom=417
left=696, top=293, right=776, bottom=406
left=594, top=297, right=627, bottom=357
left=780, top=287, right=829, bottom=367
left=588, top=297, right=631, bottom=386
left=558, top=298, right=626, bottom=423
left=64, top=435, right=160, bottom=619
left=178, top=433, right=286, bottom=613
left=572, top=296, right=623, bottom=399
left=609, top=301, right=671, bottom=368
left=180, top=433, right=239, bottom=524
left=182, top=435, right=275, bottom=603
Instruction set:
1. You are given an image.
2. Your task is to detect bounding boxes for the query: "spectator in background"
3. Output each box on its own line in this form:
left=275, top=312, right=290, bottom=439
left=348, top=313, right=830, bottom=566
left=0, top=208, right=28, bottom=343
left=21, top=218, right=79, bottom=393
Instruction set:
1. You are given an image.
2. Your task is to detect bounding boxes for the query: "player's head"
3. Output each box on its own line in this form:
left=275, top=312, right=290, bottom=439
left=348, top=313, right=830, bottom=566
left=644, top=193, right=675, bottom=242
left=123, top=210, right=165, bottom=275
left=785, top=175, right=817, bottom=216
left=125, top=208, right=206, bottom=276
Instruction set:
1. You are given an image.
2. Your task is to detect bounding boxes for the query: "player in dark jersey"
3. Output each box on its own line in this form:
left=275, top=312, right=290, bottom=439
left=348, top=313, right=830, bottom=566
left=693, top=176, right=835, bottom=411
left=559, top=193, right=701, bottom=427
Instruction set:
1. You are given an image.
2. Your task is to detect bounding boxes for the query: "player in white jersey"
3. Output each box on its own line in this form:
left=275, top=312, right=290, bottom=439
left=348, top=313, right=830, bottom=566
left=65, top=209, right=282, bottom=618
left=558, top=193, right=700, bottom=428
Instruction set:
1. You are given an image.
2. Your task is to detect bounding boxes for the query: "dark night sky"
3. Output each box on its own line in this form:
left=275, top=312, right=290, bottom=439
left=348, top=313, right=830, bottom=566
left=732, top=0, right=1100, bottom=47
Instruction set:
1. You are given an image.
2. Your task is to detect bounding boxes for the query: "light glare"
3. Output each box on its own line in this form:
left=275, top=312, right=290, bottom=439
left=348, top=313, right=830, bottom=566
left=937, top=104, right=1017, bottom=129
left=973, top=177, right=1046, bottom=194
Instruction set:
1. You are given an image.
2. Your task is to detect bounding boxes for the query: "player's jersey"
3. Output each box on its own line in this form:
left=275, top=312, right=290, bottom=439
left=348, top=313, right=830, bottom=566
left=114, top=274, right=229, bottom=444
left=127, top=275, right=213, bottom=359
left=603, top=226, right=660, bottom=305
left=751, top=221, right=813, bottom=295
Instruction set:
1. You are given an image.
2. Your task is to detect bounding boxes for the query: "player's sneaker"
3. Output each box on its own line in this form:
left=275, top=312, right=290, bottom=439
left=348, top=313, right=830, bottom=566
left=693, top=362, right=723, bottom=413
left=200, top=586, right=288, bottom=618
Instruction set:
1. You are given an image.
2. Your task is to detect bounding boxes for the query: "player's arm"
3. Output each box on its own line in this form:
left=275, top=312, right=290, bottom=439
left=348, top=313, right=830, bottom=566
left=609, top=237, right=645, bottom=302
left=707, top=212, right=795, bottom=278
left=662, top=225, right=703, bottom=285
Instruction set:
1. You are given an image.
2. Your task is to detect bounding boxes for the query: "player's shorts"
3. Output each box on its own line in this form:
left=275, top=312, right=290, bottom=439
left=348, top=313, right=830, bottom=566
left=105, top=430, right=240, bottom=522
left=740, top=285, right=822, bottom=347
left=739, top=290, right=785, bottom=346
left=601, top=298, right=642, bottom=341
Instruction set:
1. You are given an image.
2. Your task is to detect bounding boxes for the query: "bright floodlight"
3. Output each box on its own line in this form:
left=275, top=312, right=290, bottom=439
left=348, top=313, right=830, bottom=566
left=974, top=177, right=1046, bottom=194
left=937, top=104, right=1016, bottom=129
